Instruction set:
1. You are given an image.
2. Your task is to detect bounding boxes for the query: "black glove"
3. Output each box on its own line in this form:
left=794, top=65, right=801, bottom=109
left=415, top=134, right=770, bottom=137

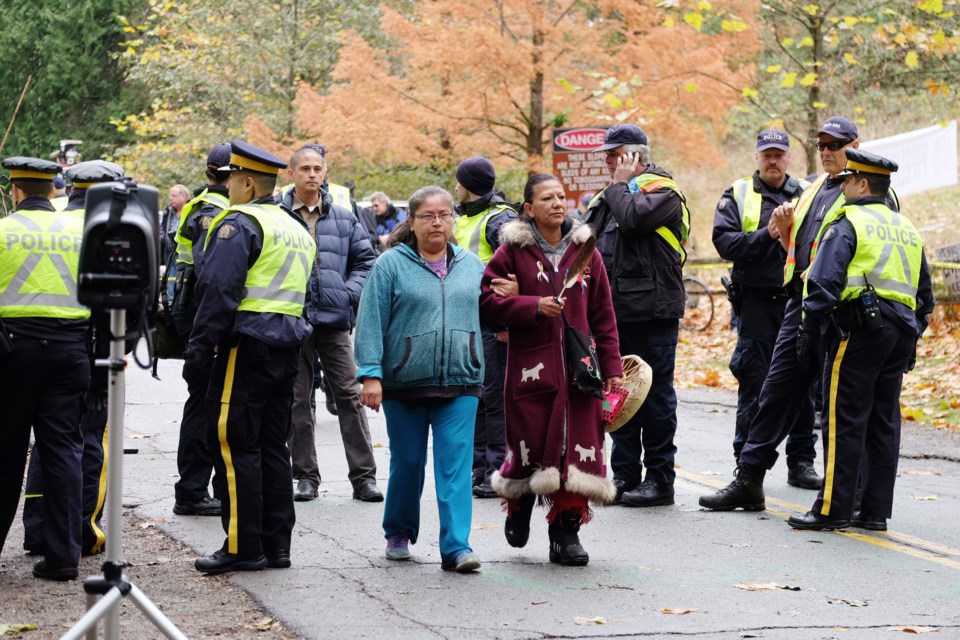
left=907, top=341, right=918, bottom=373
left=796, top=327, right=815, bottom=372
left=182, top=350, right=213, bottom=388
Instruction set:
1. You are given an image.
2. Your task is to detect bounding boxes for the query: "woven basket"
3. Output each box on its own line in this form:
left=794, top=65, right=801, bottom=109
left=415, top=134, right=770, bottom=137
left=606, top=354, right=652, bottom=433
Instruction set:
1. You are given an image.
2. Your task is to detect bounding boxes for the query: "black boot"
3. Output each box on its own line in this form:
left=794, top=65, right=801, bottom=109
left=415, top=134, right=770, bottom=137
left=698, top=464, right=766, bottom=511
left=548, top=510, right=589, bottom=566
left=504, top=494, right=535, bottom=548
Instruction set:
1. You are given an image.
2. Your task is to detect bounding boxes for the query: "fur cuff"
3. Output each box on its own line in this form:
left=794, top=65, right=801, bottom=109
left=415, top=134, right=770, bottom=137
left=565, top=464, right=617, bottom=505
left=491, top=471, right=530, bottom=500
left=529, top=467, right=561, bottom=495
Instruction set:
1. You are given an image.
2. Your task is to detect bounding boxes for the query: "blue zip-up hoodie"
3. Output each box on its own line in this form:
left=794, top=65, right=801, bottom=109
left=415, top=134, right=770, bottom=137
left=354, top=242, right=485, bottom=398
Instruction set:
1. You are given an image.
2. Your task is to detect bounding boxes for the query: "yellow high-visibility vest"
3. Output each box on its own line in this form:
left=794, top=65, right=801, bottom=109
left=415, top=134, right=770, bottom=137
left=175, top=189, right=230, bottom=265
left=453, top=204, right=514, bottom=264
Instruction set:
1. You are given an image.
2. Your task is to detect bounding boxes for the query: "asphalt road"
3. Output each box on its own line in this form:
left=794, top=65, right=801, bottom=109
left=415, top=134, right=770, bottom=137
left=118, top=359, right=960, bottom=639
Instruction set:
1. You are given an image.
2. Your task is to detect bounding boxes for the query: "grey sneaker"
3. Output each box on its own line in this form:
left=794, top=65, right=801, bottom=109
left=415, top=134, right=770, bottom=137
left=385, top=534, right=410, bottom=561
left=441, top=551, right=480, bottom=573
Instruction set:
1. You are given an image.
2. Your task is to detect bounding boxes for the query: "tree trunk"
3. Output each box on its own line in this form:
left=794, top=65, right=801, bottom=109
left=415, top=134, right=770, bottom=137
left=526, top=25, right=545, bottom=177
left=805, top=14, right=823, bottom=176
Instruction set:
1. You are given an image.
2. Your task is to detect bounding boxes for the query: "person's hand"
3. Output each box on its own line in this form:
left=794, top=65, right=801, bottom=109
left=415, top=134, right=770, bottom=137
left=767, top=215, right=780, bottom=240
left=771, top=203, right=794, bottom=247
left=907, top=340, right=918, bottom=373
left=182, top=351, right=213, bottom=387
left=604, top=376, right=623, bottom=393
left=491, top=274, right=518, bottom=298
left=795, top=327, right=815, bottom=372
left=494, top=330, right=509, bottom=344
left=360, top=377, right=383, bottom=412
left=538, top=296, right=564, bottom=318
left=612, top=151, right=643, bottom=184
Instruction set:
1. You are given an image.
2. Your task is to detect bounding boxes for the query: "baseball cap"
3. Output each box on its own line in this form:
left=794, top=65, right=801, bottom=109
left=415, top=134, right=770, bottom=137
left=591, top=124, right=648, bottom=152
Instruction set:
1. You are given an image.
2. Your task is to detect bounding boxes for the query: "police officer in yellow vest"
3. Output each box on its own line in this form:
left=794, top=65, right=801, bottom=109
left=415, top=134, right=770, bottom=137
left=710, top=129, right=821, bottom=490
left=701, top=116, right=895, bottom=512
left=186, top=140, right=316, bottom=575
left=0, top=157, right=90, bottom=581
left=788, top=149, right=934, bottom=531
left=584, top=124, right=690, bottom=508
left=452, top=156, right=517, bottom=497
left=21, top=159, right=125, bottom=561
left=170, top=143, right=231, bottom=519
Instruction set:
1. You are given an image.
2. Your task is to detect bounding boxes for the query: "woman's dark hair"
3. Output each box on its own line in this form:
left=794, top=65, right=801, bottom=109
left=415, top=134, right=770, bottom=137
left=385, top=185, right=454, bottom=250
left=523, top=173, right=561, bottom=205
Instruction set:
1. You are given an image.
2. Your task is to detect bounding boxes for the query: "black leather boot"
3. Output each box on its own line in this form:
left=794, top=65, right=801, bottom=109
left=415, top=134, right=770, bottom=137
left=504, top=494, right=535, bottom=548
left=698, top=464, right=766, bottom=511
left=548, top=510, right=589, bottom=566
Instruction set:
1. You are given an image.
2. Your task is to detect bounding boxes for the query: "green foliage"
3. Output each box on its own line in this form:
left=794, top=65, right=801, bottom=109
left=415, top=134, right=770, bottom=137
left=0, top=0, right=148, bottom=160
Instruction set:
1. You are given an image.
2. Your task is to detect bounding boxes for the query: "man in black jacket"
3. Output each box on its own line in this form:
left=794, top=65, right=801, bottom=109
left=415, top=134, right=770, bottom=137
left=584, top=124, right=689, bottom=508
left=281, top=146, right=381, bottom=503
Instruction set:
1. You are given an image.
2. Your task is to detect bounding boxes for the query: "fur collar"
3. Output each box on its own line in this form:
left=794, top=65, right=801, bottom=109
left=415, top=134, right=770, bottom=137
left=498, top=217, right=593, bottom=248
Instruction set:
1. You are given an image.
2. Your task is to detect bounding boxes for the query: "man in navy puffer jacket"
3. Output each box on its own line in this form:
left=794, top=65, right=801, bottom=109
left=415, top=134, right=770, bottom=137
left=280, top=146, right=382, bottom=502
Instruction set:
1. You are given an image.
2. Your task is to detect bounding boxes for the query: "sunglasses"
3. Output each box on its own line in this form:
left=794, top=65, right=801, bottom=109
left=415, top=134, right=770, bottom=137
left=816, top=140, right=851, bottom=151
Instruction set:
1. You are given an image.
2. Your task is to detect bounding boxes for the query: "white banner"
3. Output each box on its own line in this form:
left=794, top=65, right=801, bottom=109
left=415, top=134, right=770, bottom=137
left=860, top=120, right=957, bottom=198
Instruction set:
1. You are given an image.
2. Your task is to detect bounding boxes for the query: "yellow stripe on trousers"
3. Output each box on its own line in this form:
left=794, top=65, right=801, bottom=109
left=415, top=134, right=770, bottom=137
left=90, top=421, right=109, bottom=554
left=218, top=346, right=241, bottom=554
left=822, top=339, right=849, bottom=516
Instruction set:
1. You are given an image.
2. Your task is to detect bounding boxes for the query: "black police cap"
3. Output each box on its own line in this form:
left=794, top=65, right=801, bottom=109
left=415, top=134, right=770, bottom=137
left=2, top=156, right=61, bottom=182
left=837, top=148, right=898, bottom=177
left=220, top=140, right=287, bottom=175
left=65, top=160, right=125, bottom=188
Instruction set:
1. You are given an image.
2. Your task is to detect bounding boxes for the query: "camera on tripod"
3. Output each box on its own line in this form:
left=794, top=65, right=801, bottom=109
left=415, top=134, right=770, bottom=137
left=77, top=179, right=159, bottom=315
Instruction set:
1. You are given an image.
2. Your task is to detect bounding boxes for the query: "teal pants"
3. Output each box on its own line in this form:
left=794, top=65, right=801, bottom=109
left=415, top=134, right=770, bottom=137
left=382, top=396, right=477, bottom=563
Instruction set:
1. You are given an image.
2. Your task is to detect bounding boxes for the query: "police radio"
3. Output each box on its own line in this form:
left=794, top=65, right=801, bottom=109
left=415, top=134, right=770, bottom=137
left=859, top=283, right=883, bottom=331
left=77, top=179, right=159, bottom=314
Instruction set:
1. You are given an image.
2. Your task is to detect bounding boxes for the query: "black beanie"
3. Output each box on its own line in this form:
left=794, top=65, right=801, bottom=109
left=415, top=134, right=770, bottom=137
left=456, top=156, right=496, bottom=196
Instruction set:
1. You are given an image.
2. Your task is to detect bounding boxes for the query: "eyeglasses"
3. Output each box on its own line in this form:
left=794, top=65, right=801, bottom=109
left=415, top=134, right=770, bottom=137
left=816, top=140, right=851, bottom=151
left=415, top=213, right=453, bottom=222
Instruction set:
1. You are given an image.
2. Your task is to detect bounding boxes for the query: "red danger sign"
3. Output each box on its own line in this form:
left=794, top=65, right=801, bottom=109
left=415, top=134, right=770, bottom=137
left=553, top=128, right=607, bottom=152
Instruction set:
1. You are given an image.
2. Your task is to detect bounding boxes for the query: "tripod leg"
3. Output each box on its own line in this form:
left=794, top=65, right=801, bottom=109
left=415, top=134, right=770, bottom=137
left=85, top=592, right=99, bottom=640
left=126, top=584, right=190, bottom=640
left=60, top=587, right=124, bottom=640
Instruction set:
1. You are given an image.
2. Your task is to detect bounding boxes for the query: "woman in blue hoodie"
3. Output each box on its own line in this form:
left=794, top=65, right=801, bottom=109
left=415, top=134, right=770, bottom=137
left=355, top=185, right=485, bottom=573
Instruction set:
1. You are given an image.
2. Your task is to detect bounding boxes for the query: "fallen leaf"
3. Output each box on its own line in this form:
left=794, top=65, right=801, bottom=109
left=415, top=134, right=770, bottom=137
left=912, top=495, right=939, bottom=501
left=472, top=523, right=497, bottom=530
left=373, top=442, right=384, bottom=448
left=730, top=543, right=753, bottom=548
left=826, top=596, right=868, bottom=607
left=396, top=589, right=411, bottom=595
left=885, top=626, right=939, bottom=633
left=128, top=433, right=151, bottom=439
left=736, top=582, right=800, bottom=591
left=701, top=470, right=722, bottom=476
left=426, top=585, right=445, bottom=590
left=243, top=618, right=277, bottom=631
left=661, top=608, right=698, bottom=614
left=531, top=600, right=548, bottom=605
left=0, top=623, right=38, bottom=634
left=139, top=518, right=166, bottom=529
left=573, top=616, right=608, bottom=625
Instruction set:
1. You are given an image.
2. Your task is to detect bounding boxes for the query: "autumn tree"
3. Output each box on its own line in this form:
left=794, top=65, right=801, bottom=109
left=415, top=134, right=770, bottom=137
left=283, top=0, right=756, bottom=182
left=113, top=0, right=388, bottom=186
left=670, top=0, right=960, bottom=174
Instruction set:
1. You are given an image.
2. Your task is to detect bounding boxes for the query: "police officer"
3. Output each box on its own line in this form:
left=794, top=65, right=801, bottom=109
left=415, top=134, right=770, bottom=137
left=452, top=156, right=517, bottom=498
left=187, top=140, right=315, bottom=574
left=584, top=124, right=690, bottom=507
left=700, top=116, right=901, bottom=511
left=21, top=160, right=125, bottom=559
left=711, top=130, right=821, bottom=489
left=170, top=142, right=231, bottom=517
left=0, top=157, right=90, bottom=581
left=788, top=149, right=934, bottom=530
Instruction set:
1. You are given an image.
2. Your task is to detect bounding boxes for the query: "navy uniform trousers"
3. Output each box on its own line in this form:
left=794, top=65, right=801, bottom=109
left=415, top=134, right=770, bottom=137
left=206, top=335, right=298, bottom=559
left=810, top=321, right=913, bottom=520
left=730, top=288, right=817, bottom=467
left=473, top=331, right=507, bottom=484
left=0, top=338, right=89, bottom=567
left=738, top=292, right=818, bottom=471
left=22, top=398, right=108, bottom=556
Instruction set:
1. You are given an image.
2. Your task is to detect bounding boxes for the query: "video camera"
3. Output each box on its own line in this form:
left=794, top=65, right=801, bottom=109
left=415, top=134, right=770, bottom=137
left=77, top=179, right=159, bottom=315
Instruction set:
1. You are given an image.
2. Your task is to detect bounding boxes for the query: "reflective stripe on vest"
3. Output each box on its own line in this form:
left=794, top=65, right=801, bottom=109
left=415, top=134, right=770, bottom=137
left=841, top=203, right=922, bottom=309
left=0, top=210, right=90, bottom=319
left=629, top=175, right=691, bottom=265
left=731, top=178, right=762, bottom=233
left=175, top=189, right=230, bottom=265
left=208, top=203, right=315, bottom=316
left=784, top=173, right=845, bottom=285
left=453, top=204, right=513, bottom=264
left=327, top=183, right=351, bottom=209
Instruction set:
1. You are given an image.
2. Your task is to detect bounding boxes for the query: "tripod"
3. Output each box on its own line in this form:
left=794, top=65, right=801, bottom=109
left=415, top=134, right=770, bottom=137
left=62, top=309, right=187, bottom=640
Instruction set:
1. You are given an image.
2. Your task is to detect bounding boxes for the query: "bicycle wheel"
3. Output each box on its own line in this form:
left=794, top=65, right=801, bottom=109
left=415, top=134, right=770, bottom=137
left=681, top=276, right=714, bottom=331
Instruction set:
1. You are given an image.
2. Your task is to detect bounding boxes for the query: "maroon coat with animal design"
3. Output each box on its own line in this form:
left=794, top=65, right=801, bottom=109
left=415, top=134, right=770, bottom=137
left=479, top=219, right=622, bottom=505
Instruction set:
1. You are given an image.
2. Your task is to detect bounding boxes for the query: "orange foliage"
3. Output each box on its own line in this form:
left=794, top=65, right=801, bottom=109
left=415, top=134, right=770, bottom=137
left=248, top=1, right=758, bottom=175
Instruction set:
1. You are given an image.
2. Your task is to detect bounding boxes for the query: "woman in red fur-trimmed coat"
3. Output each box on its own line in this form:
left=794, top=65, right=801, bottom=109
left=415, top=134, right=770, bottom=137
left=479, top=173, right=622, bottom=566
